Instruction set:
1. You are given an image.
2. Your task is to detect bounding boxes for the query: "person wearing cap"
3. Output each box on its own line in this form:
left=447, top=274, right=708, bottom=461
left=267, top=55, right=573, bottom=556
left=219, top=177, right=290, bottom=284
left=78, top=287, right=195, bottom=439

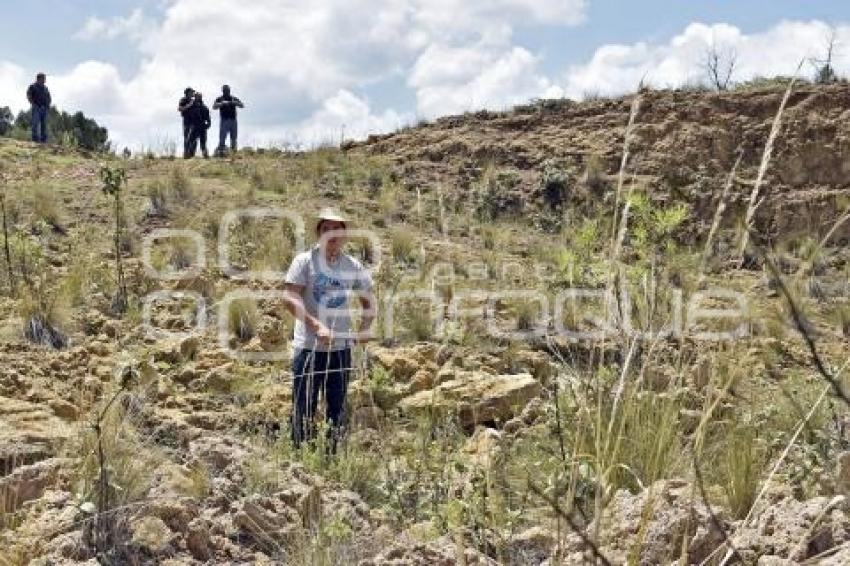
left=213, top=85, right=244, bottom=156
left=178, top=87, right=195, bottom=157
left=282, top=208, right=375, bottom=451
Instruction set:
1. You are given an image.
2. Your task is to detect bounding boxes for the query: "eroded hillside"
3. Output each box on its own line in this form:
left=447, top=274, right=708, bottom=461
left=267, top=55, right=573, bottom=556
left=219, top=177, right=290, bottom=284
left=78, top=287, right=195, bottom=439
left=1, top=83, right=850, bottom=565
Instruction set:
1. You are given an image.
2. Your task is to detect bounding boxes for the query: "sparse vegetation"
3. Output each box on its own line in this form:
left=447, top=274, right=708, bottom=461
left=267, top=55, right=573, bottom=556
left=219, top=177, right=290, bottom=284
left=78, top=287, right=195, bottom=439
left=100, top=165, right=129, bottom=313
left=2, top=77, right=850, bottom=565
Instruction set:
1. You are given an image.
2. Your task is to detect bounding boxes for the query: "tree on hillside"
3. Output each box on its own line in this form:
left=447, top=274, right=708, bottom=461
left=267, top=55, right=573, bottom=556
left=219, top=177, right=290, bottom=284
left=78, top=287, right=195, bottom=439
left=702, top=42, right=737, bottom=91
left=812, top=27, right=840, bottom=84
left=7, top=106, right=110, bottom=151
left=0, top=107, right=12, bottom=136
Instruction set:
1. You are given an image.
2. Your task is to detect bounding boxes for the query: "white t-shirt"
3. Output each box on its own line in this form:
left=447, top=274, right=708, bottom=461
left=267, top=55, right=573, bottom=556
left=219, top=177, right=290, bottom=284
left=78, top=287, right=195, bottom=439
left=284, top=246, right=373, bottom=352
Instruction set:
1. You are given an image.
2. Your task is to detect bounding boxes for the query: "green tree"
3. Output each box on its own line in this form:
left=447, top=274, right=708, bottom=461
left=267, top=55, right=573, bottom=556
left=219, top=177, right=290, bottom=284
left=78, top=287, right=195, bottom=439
left=7, top=106, right=110, bottom=151
left=0, top=107, right=12, bottom=136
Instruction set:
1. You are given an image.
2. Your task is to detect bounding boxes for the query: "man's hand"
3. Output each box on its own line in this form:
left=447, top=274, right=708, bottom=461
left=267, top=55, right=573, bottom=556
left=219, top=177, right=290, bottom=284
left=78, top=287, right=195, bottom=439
left=314, top=322, right=333, bottom=345
left=354, top=328, right=375, bottom=345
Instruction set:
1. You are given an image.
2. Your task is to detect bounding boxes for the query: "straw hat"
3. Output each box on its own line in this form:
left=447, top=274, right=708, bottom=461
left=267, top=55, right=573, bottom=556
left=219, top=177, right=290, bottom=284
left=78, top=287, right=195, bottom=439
left=315, top=207, right=348, bottom=226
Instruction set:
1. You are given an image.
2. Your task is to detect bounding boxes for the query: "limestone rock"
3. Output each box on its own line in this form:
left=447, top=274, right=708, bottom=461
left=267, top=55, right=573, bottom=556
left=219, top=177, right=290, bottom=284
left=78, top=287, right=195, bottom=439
left=463, top=427, right=503, bottom=468
left=562, top=479, right=727, bottom=565
left=505, top=526, right=555, bottom=566
left=361, top=536, right=498, bottom=565
left=733, top=494, right=850, bottom=563
left=837, top=451, right=850, bottom=496
left=185, top=518, right=212, bottom=561
left=154, top=335, right=200, bottom=364
left=130, top=515, right=174, bottom=555
left=0, top=457, right=69, bottom=513
left=189, top=435, right=250, bottom=474
left=369, top=344, right=439, bottom=381
left=47, top=397, right=78, bottom=420
left=398, top=371, right=541, bottom=428
left=0, top=396, right=72, bottom=473
left=233, top=494, right=301, bottom=546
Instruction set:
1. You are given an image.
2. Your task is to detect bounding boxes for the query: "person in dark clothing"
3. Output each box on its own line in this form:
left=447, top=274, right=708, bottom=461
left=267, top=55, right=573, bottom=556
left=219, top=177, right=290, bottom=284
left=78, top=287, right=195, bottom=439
left=26, top=73, right=51, bottom=144
left=185, top=92, right=211, bottom=159
left=213, top=85, right=244, bottom=156
left=178, top=87, right=195, bottom=158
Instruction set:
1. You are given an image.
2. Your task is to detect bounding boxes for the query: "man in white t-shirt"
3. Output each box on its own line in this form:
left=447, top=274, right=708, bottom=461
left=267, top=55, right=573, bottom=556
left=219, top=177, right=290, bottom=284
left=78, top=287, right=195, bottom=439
left=283, top=207, right=375, bottom=451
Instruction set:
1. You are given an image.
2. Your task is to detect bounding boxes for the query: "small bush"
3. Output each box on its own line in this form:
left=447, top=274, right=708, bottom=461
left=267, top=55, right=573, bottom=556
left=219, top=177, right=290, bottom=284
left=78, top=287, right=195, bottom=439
left=250, top=167, right=288, bottom=194
left=366, top=169, right=384, bottom=198
left=228, top=298, right=258, bottom=342
left=539, top=160, right=573, bottom=210
left=20, top=286, right=68, bottom=349
left=720, top=424, right=767, bottom=518
left=29, top=185, right=63, bottom=231
left=473, top=167, right=523, bottom=221
left=397, top=298, right=435, bottom=342
left=390, top=227, right=417, bottom=265
left=583, top=154, right=608, bottom=193
left=145, top=180, right=170, bottom=217
left=170, top=166, right=193, bottom=201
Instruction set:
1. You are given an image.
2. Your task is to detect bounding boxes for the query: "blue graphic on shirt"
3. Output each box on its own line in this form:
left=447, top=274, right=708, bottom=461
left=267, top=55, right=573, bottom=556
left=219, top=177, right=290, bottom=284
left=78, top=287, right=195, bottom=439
left=312, top=273, right=347, bottom=308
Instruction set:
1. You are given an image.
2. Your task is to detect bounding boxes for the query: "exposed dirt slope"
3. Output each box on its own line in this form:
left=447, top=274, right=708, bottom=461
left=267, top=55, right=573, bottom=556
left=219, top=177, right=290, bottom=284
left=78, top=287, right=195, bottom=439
left=353, top=84, right=850, bottom=242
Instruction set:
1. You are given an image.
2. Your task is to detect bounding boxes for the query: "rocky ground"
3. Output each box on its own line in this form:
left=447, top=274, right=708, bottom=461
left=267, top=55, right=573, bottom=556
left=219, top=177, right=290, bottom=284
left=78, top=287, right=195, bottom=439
left=1, top=82, right=850, bottom=565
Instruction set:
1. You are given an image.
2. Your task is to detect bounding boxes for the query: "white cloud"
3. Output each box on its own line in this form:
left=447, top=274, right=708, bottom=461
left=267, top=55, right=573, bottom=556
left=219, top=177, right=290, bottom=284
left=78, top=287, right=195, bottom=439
left=13, top=0, right=585, bottom=149
left=6, top=10, right=850, bottom=152
left=263, top=89, right=411, bottom=148
left=0, top=61, right=27, bottom=111
left=563, top=20, right=850, bottom=99
left=411, top=43, right=562, bottom=117
left=74, top=8, right=153, bottom=42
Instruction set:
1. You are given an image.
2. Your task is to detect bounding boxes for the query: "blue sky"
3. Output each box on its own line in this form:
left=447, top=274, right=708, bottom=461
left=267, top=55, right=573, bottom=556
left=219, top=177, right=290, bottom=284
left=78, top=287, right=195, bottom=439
left=1, top=1, right=848, bottom=149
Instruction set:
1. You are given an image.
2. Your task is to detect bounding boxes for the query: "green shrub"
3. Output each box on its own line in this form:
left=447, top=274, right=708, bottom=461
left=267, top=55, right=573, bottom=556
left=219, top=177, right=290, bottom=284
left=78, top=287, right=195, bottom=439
left=473, top=167, right=523, bottom=221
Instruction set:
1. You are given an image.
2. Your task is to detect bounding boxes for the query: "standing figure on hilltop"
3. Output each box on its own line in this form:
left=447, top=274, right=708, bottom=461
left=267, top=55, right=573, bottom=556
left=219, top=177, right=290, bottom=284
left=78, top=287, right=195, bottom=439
left=26, top=73, right=51, bottom=144
left=185, top=92, right=211, bottom=159
left=213, top=85, right=244, bottom=156
left=282, top=208, right=375, bottom=453
left=178, top=87, right=195, bottom=157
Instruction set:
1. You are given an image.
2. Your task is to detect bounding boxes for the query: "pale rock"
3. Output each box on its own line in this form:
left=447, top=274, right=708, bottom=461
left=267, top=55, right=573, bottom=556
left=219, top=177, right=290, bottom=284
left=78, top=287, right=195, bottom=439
left=562, top=479, right=727, bottom=565
left=86, top=340, right=112, bottom=357
left=351, top=406, right=384, bottom=429
left=361, top=536, right=498, bottom=565
left=512, top=349, right=553, bottom=383
left=189, top=435, right=250, bottom=474
left=463, top=427, right=503, bottom=468
left=519, top=396, right=546, bottom=425
left=505, top=526, right=556, bottom=566
left=837, top=451, right=850, bottom=496
left=47, top=397, right=78, bottom=420
left=145, top=496, right=198, bottom=533
left=0, top=396, right=72, bottom=472
left=154, top=335, right=200, bottom=364
left=398, top=371, right=541, bottom=429
left=733, top=494, right=850, bottom=562
left=186, top=517, right=212, bottom=561
left=174, top=366, right=198, bottom=386
left=233, top=494, right=301, bottom=546
left=130, top=515, right=174, bottom=555
left=369, top=344, right=439, bottom=381
left=101, top=319, right=119, bottom=338
left=0, top=458, right=69, bottom=515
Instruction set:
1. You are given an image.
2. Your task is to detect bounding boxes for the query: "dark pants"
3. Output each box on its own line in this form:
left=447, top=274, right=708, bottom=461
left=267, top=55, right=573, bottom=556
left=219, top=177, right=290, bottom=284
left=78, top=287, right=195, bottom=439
left=31, top=106, right=48, bottom=143
left=291, top=348, right=351, bottom=452
left=218, top=118, right=237, bottom=153
left=182, top=122, right=191, bottom=157
left=185, top=125, right=208, bottom=158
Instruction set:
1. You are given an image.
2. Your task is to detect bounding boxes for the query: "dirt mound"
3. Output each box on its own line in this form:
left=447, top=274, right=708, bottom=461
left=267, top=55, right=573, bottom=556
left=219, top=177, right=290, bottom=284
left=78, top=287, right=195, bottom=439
left=352, top=84, right=850, bottom=243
